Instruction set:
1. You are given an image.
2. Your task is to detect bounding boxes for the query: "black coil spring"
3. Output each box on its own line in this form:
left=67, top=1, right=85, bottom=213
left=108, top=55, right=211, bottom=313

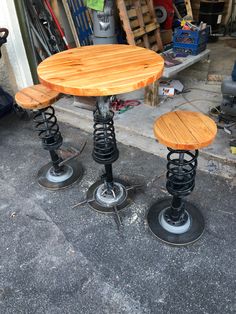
left=166, top=148, right=198, bottom=197
left=92, top=110, right=119, bottom=164
left=33, top=106, right=62, bottom=151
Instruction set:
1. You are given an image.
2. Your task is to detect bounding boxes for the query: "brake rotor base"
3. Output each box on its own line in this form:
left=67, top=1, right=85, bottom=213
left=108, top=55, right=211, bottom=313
left=146, top=197, right=205, bottom=246
left=86, top=178, right=134, bottom=213
left=37, top=158, right=83, bottom=190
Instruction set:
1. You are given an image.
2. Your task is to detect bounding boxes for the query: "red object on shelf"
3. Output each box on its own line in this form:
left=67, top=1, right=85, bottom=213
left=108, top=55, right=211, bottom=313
left=44, top=0, right=70, bottom=49
left=153, top=0, right=174, bottom=30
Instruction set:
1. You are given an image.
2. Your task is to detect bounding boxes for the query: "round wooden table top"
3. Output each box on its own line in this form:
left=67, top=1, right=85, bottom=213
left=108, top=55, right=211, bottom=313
left=37, top=44, right=164, bottom=96
left=154, top=111, right=217, bottom=150
left=15, top=84, right=60, bottom=110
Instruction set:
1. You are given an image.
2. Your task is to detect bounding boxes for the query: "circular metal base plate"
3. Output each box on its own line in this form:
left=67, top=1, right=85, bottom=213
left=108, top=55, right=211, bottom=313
left=96, top=182, right=127, bottom=207
left=146, top=197, right=205, bottom=246
left=37, top=158, right=83, bottom=190
left=86, top=179, right=134, bottom=213
left=159, top=209, right=191, bottom=234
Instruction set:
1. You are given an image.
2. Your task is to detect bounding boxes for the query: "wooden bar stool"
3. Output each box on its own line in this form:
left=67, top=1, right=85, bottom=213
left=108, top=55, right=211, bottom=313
left=147, top=111, right=217, bottom=245
left=15, top=84, right=83, bottom=190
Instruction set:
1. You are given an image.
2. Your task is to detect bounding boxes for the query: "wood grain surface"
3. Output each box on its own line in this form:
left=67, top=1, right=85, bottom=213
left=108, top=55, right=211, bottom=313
left=15, top=84, right=60, bottom=110
left=154, top=111, right=217, bottom=150
left=37, top=44, right=164, bottom=96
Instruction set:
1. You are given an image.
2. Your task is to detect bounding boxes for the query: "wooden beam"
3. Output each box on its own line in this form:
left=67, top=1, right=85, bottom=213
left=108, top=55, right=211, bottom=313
left=62, top=0, right=80, bottom=47
left=184, top=0, right=193, bottom=18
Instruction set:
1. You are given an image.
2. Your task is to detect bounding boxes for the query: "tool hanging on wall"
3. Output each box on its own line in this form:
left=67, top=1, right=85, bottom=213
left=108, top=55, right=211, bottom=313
left=44, top=0, right=71, bottom=49
left=23, top=0, right=68, bottom=62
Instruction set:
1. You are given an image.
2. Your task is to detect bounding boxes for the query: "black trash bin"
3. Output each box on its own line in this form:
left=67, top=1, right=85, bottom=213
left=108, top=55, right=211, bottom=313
left=199, top=0, right=225, bottom=33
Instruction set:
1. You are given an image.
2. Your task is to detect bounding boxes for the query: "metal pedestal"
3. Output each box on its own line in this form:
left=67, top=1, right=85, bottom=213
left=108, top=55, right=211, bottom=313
left=37, top=157, right=83, bottom=190
left=147, top=148, right=205, bottom=245
left=34, top=106, right=83, bottom=190
left=73, top=97, right=139, bottom=228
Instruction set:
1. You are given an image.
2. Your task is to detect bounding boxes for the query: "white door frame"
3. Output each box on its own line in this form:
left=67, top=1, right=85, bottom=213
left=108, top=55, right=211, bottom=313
left=0, top=0, right=33, bottom=89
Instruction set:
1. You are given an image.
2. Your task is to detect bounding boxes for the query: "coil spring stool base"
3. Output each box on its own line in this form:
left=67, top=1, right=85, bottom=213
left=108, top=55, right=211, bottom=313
left=15, top=84, right=83, bottom=190
left=147, top=111, right=217, bottom=246
left=37, top=156, right=83, bottom=190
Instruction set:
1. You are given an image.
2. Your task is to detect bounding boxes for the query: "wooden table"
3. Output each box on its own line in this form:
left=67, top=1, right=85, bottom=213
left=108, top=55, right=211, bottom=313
left=38, top=44, right=164, bottom=97
left=37, top=44, right=164, bottom=220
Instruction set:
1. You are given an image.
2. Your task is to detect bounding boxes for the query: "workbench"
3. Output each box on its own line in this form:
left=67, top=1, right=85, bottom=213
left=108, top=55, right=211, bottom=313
left=162, top=49, right=210, bottom=78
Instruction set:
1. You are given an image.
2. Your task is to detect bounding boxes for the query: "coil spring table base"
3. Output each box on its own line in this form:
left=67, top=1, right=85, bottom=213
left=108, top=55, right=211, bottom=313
left=87, top=179, right=132, bottom=213
left=73, top=178, right=140, bottom=228
left=73, top=97, right=141, bottom=228
left=87, top=178, right=140, bottom=227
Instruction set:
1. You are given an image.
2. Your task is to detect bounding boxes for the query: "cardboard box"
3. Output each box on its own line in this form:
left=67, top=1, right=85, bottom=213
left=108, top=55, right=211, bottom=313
left=159, top=83, right=175, bottom=96
left=160, top=29, right=173, bottom=45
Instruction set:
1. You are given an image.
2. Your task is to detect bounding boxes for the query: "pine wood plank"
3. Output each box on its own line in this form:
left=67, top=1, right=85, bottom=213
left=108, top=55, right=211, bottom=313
left=127, top=5, right=149, bottom=18
left=184, top=0, right=193, bottom=17
left=117, top=0, right=163, bottom=52
left=145, top=0, right=163, bottom=51
left=117, top=0, right=136, bottom=45
left=133, top=28, right=146, bottom=38
left=130, top=15, right=151, bottom=29
left=153, top=29, right=163, bottom=52
left=146, top=0, right=157, bottom=22
left=37, top=45, right=164, bottom=97
left=62, top=0, right=80, bottom=47
left=134, top=0, right=149, bottom=48
left=145, top=23, right=158, bottom=33
left=15, top=84, right=60, bottom=110
left=144, top=81, right=159, bottom=106
left=153, top=111, right=217, bottom=150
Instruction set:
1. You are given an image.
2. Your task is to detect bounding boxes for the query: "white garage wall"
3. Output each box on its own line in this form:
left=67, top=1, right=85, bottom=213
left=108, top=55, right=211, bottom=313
left=0, top=0, right=33, bottom=95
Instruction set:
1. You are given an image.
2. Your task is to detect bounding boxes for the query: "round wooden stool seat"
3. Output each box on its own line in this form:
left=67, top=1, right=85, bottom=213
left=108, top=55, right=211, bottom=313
left=15, top=84, right=83, bottom=190
left=154, top=111, right=217, bottom=150
left=15, top=84, right=60, bottom=110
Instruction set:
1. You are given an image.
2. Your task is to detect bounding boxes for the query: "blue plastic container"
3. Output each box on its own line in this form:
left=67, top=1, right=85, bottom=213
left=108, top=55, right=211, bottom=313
left=173, top=26, right=209, bottom=56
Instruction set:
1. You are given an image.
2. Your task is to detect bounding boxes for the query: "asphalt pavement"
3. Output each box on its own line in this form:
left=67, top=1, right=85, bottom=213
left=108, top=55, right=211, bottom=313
left=0, top=113, right=235, bottom=314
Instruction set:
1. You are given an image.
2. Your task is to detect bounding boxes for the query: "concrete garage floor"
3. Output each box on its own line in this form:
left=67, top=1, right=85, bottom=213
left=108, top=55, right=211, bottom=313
left=54, top=38, right=236, bottom=180
left=0, top=113, right=235, bottom=314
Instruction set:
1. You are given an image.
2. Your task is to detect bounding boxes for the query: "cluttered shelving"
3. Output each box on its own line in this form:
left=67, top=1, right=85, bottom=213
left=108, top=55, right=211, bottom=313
left=16, top=0, right=232, bottom=60
left=13, top=0, right=234, bottom=89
